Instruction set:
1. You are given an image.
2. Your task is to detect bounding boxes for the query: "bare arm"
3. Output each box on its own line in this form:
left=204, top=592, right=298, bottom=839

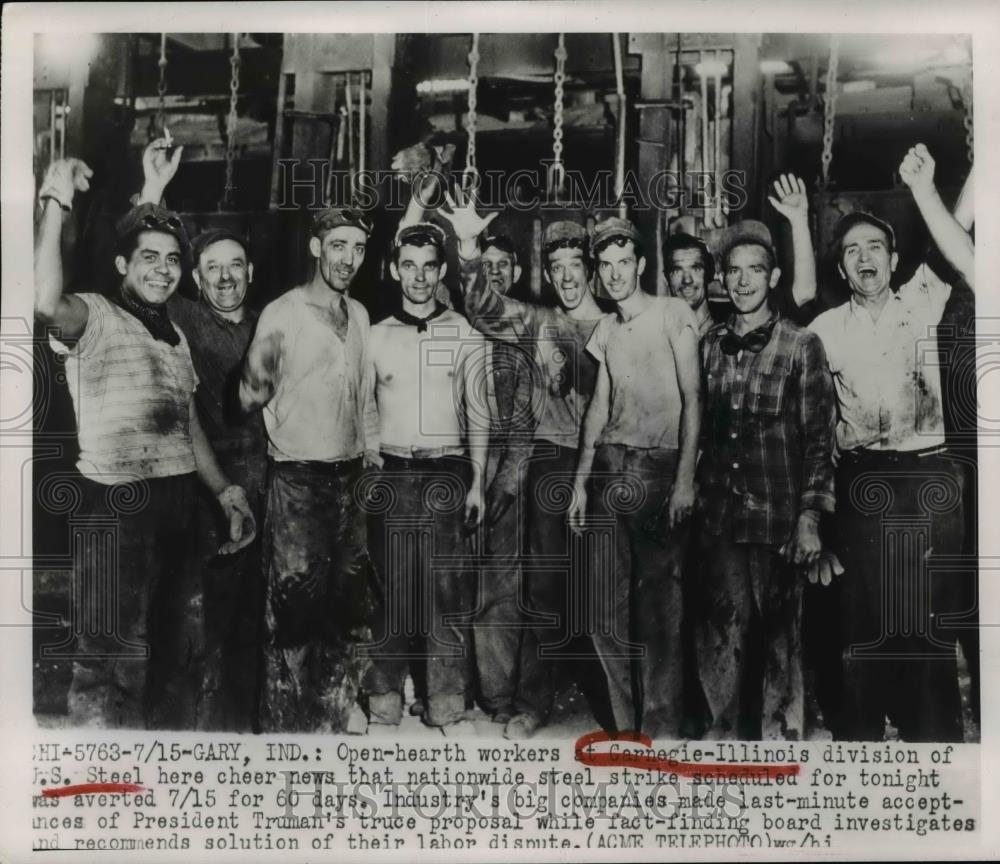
left=462, top=332, right=490, bottom=525
left=34, top=159, right=93, bottom=341
left=666, top=324, right=701, bottom=526
left=190, top=395, right=230, bottom=496
left=239, top=312, right=281, bottom=412
left=768, top=174, right=817, bottom=307
left=953, top=165, right=974, bottom=232
left=569, top=357, right=611, bottom=532
left=191, top=395, right=256, bottom=554
left=900, top=144, right=975, bottom=288
left=362, top=326, right=382, bottom=467
left=137, top=137, right=184, bottom=205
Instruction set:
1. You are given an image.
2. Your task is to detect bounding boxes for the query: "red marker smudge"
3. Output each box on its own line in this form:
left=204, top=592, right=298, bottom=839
left=575, top=730, right=800, bottom=780
left=41, top=782, right=146, bottom=799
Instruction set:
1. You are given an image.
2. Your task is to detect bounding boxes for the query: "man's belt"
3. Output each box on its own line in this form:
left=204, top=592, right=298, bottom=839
left=380, top=444, right=466, bottom=460
left=841, top=444, right=949, bottom=464
left=269, top=456, right=363, bottom=476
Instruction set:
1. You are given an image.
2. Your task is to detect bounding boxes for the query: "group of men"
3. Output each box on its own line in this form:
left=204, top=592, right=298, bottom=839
left=35, top=135, right=975, bottom=742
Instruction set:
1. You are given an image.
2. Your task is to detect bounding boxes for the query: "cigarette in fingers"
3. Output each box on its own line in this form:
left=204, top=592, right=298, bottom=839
left=164, top=125, right=173, bottom=147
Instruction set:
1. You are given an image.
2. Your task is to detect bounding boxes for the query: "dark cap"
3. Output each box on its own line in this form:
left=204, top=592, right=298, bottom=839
left=590, top=216, right=641, bottom=253
left=311, top=207, right=374, bottom=238
left=481, top=230, right=517, bottom=258
left=116, top=202, right=190, bottom=251
left=394, top=221, right=447, bottom=251
left=542, top=220, right=587, bottom=247
left=190, top=228, right=250, bottom=265
left=831, top=210, right=896, bottom=255
left=717, top=219, right=774, bottom=264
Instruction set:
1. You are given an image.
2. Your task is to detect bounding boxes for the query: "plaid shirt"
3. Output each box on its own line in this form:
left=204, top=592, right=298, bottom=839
left=698, top=313, right=836, bottom=546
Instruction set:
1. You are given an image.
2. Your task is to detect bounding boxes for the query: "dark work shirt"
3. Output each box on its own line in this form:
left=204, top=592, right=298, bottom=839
left=169, top=295, right=266, bottom=493
left=698, top=313, right=836, bottom=547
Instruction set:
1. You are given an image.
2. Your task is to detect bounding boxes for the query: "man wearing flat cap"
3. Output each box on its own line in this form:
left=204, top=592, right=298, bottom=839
left=440, top=195, right=606, bottom=740
left=696, top=220, right=836, bottom=740
left=240, top=205, right=379, bottom=733
left=137, top=138, right=267, bottom=731
left=570, top=216, right=701, bottom=738
left=362, top=220, right=488, bottom=731
left=34, top=158, right=256, bottom=730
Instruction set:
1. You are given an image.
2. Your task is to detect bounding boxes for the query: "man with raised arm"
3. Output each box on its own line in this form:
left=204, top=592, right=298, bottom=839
left=900, top=144, right=975, bottom=288
left=568, top=217, right=701, bottom=738
left=809, top=147, right=976, bottom=739
left=664, top=174, right=818, bottom=339
left=363, top=222, right=488, bottom=731
left=456, top=227, right=536, bottom=728
left=34, top=158, right=255, bottom=730
left=440, top=195, right=606, bottom=740
left=696, top=220, right=836, bottom=740
left=136, top=137, right=267, bottom=731
left=240, top=206, right=378, bottom=734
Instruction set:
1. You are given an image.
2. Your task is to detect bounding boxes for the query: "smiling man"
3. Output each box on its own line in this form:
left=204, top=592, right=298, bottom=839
left=696, top=220, right=836, bottom=740
left=442, top=199, right=607, bottom=740
left=34, top=158, right=255, bottom=730
left=569, top=216, right=701, bottom=738
left=133, top=138, right=269, bottom=731
left=363, top=222, right=488, bottom=732
left=809, top=200, right=973, bottom=742
left=240, top=206, right=379, bottom=734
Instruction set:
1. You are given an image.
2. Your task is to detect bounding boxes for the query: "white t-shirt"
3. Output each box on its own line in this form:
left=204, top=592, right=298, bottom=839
left=586, top=295, right=698, bottom=449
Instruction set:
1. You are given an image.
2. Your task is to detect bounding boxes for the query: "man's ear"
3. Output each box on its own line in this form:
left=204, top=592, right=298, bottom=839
left=542, top=267, right=552, bottom=286
left=837, top=262, right=847, bottom=281
left=439, top=261, right=448, bottom=281
left=890, top=251, right=899, bottom=273
left=769, top=267, right=782, bottom=290
left=115, top=255, right=128, bottom=277
left=513, top=263, right=523, bottom=284
left=389, top=261, right=399, bottom=282
left=247, top=262, right=254, bottom=284
left=637, top=256, right=647, bottom=277
left=308, top=236, right=321, bottom=259
left=192, top=269, right=202, bottom=291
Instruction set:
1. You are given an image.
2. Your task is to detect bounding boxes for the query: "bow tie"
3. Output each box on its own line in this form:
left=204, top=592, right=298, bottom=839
left=720, top=319, right=776, bottom=356
left=393, top=301, right=447, bottom=333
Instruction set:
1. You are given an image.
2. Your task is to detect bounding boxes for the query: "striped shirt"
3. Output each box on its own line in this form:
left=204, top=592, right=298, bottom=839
left=698, top=314, right=836, bottom=546
left=49, top=293, right=198, bottom=483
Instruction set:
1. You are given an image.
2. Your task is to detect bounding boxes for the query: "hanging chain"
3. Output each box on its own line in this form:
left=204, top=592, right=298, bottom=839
left=222, top=33, right=241, bottom=208
left=549, top=33, right=568, bottom=197
left=463, top=33, right=480, bottom=189
left=820, top=35, right=839, bottom=189
left=155, top=33, right=168, bottom=137
left=960, top=71, right=974, bottom=166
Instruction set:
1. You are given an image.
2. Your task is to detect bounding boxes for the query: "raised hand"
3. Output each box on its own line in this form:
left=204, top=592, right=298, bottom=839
left=38, top=158, right=93, bottom=210
left=141, top=134, right=183, bottom=202
left=438, top=187, right=498, bottom=245
left=768, top=173, right=809, bottom=223
left=899, top=143, right=936, bottom=196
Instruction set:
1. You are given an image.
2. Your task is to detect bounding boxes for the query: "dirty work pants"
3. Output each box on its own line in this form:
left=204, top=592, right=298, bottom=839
left=364, top=454, right=474, bottom=726
left=589, top=444, right=686, bottom=738
left=259, top=458, right=374, bottom=733
left=67, top=473, right=201, bottom=729
left=694, top=526, right=804, bottom=740
left=197, top=450, right=265, bottom=732
left=833, top=448, right=964, bottom=742
left=473, top=465, right=524, bottom=716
